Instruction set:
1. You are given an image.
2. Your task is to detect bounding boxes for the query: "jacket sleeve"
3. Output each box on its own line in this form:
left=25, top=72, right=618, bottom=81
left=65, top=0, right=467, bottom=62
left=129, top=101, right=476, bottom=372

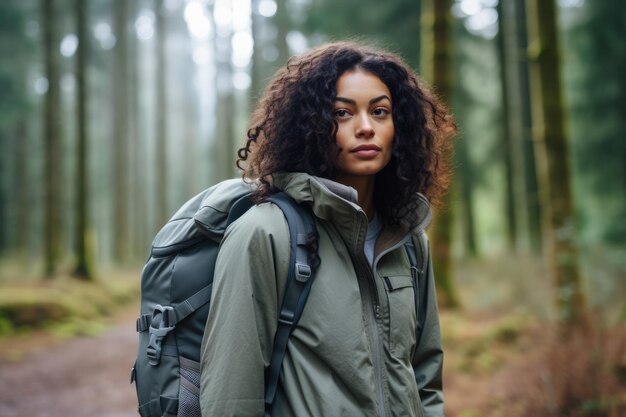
left=199, top=204, right=290, bottom=417
left=411, top=234, right=445, bottom=417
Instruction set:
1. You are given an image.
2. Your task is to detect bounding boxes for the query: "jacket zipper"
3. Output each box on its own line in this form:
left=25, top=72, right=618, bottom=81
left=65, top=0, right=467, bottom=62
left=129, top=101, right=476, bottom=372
left=354, top=213, right=388, bottom=417
left=370, top=235, right=415, bottom=417
left=355, top=217, right=415, bottom=417
left=360, top=261, right=386, bottom=417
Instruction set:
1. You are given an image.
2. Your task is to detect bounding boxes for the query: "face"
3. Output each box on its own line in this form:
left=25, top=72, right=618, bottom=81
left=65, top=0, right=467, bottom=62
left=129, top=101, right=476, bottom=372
left=332, top=69, right=394, bottom=186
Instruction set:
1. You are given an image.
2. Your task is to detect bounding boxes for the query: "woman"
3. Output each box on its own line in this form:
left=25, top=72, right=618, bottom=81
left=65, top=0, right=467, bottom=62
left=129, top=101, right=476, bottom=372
left=199, top=41, right=455, bottom=417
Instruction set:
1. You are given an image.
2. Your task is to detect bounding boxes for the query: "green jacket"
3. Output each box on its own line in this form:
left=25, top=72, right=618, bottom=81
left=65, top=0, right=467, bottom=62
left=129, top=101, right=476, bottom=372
left=199, top=172, right=444, bottom=417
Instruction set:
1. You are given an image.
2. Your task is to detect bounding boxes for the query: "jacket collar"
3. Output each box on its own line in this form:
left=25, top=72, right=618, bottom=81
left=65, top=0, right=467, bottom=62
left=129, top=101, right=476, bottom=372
left=271, top=172, right=432, bottom=253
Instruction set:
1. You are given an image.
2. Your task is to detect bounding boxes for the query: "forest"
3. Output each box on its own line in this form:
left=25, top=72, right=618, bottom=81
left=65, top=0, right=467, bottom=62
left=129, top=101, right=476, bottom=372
left=0, top=0, right=624, bottom=416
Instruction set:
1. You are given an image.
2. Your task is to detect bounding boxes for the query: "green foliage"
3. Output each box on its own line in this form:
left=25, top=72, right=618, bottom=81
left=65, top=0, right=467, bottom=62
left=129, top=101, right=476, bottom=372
left=487, top=314, right=526, bottom=343
left=49, top=316, right=110, bottom=338
left=0, top=315, right=15, bottom=334
left=457, top=411, right=481, bottom=417
left=455, top=312, right=532, bottom=374
left=0, top=276, right=139, bottom=337
left=302, top=0, right=421, bottom=69
left=0, top=299, right=70, bottom=328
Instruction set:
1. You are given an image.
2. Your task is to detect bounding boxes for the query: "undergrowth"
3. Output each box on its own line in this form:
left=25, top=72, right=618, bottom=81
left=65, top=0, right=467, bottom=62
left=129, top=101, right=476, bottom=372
left=0, top=270, right=140, bottom=338
left=495, top=319, right=626, bottom=417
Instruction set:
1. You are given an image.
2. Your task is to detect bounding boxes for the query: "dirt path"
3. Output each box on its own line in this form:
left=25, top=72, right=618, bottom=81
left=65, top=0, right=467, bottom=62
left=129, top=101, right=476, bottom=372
left=0, top=311, right=477, bottom=417
left=0, top=312, right=490, bottom=417
left=0, top=315, right=139, bottom=417
left=0, top=307, right=538, bottom=417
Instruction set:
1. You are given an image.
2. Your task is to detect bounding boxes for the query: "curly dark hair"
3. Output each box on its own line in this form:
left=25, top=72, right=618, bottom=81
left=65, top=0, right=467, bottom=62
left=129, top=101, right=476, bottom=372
left=237, top=41, right=455, bottom=227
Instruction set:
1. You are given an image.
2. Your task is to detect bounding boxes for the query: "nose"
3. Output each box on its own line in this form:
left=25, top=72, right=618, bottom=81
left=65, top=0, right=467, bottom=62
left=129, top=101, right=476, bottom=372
left=355, top=114, right=374, bottom=139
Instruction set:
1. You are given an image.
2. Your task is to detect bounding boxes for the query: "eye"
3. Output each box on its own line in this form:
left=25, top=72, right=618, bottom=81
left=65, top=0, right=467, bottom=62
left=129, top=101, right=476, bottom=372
left=372, top=107, right=390, bottom=117
left=333, top=109, right=351, bottom=119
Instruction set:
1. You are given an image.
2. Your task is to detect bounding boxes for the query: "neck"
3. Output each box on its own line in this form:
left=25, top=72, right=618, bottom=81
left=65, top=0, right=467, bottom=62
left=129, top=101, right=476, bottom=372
left=334, top=174, right=376, bottom=219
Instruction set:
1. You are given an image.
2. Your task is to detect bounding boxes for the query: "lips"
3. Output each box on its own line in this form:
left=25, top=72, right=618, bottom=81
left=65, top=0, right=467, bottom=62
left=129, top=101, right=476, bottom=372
left=350, top=144, right=381, bottom=158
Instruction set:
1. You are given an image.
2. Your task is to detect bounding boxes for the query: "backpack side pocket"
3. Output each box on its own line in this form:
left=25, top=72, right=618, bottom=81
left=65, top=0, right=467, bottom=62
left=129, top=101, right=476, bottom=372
left=177, top=356, right=201, bottom=417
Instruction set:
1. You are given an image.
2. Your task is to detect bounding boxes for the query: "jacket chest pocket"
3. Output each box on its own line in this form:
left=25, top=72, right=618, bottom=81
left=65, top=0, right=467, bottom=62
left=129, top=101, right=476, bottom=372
left=383, top=274, right=417, bottom=359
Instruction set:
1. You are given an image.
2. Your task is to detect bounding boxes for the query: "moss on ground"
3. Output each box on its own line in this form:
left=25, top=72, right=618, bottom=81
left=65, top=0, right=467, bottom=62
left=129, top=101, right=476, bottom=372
left=0, top=272, right=139, bottom=337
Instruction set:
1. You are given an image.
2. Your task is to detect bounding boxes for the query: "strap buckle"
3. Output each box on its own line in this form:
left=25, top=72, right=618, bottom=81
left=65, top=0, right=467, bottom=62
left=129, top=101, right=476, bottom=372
left=278, top=263, right=311, bottom=325
left=146, top=305, right=176, bottom=366
left=295, top=263, right=311, bottom=283
left=278, top=308, right=295, bottom=326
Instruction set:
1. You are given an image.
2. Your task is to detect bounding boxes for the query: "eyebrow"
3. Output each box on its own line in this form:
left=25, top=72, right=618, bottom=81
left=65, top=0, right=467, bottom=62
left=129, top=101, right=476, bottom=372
left=334, top=94, right=392, bottom=106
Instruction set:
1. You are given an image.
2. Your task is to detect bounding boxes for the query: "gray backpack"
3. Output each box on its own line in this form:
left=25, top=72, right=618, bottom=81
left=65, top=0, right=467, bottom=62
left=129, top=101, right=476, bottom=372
left=131, top=179, right=318, bottom=417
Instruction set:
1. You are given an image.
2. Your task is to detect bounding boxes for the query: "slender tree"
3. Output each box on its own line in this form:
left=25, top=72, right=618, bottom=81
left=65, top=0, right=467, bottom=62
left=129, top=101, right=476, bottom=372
left=1, top=2, right=38, bottom=257
left=72, top=0, right=96, bottom=280
left=0, top=2, right=28, bottom=255
left=518, top=0, right=542, bottom=253
left=155, top=0, right=169, bottom=226
left=275, top=0, right=290, bottom=65
left=178, top=13, right=199, bottom=199
left=210, top=1, right=236, bottom=182
left=449, top=18, right=480, bottom=258
left=127, top=2, right=147, bottom=259
left=526, top=0, right=586, bottom=325
left=112, top=0, right=130, bottom=263
left=14, top=117, right=29, bottom=255
left=250, top=0, right=283, bottom=107
left=0, top=136, right=7, bottom=255
left=42, top=0, right=63, bottom=277
left=456, top=136, right=478, bottom=257
left=499, top=0, right=542, bottom=252
left=497, top=0, right=518, bottom=251
left=250, top=0, right=263, bottom=108
left=421, top=0, right=459, bottom=307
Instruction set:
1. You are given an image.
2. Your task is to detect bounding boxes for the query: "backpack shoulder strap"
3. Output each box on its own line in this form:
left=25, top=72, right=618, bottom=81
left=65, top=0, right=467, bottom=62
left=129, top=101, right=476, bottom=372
left=404, top=230, right=429, bottom=348
left=263, top=192, right=317, bottom=416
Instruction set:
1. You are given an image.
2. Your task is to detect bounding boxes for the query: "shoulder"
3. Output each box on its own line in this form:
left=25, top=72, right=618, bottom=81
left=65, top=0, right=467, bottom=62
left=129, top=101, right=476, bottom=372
left=224, top=201, right=290, bottom=244
left=216, top=201, right=292, bottom=287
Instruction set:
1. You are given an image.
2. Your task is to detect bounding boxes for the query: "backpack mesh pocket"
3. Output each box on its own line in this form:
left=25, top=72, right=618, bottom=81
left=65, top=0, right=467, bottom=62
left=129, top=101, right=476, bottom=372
left=178, top=357, right=201, bottom=417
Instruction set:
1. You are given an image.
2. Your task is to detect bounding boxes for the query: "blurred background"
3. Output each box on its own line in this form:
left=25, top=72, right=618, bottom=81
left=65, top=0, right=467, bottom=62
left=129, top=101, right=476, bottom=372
left=0, top=0, right=624, bottom=416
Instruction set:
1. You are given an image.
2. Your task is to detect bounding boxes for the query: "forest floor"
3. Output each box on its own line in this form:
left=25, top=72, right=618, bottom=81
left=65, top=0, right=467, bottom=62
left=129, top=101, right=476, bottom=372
left=0, top=304, right=530, bottom=417
left=0, top=301, right=599, bottom=417
left=0, top=255, right=624, bottom=417
left=0, top=306, right=138, bottom=417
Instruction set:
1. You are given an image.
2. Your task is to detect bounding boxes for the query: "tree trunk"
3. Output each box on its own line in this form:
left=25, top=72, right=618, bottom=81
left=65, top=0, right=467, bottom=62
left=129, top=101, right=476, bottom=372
left=275, top=0, right=290, bottom=66
left=500, top=0, right=542, bottom=253
left=497, top=0, right=518, bottom=251
left=250, top=0, right=263, bottom=109
left=155, top=0, right=169, bottom=227
left=526, top=0, right=586, bottom=326
left=72, top=0, right=96, bottom=280
left=1, top=2, right=32, bottom=257
left=211, top=2, right=236, bottom=182
left=0, top=132, right=7, bottom=255
left=14, top=116, right=28, bottom=256
left=456, top=137, right=477, bottom=257
left=42, top=0, right=63, bottom=278
left=112, top=0, right=130, bottom=263
left=517, top=0, right=542, bottom=253
left=127, top=2, right=146, bottom=259
left=180, top=23, right=199, bottom=199
left=450, top=20, right=478, bottom=258
left=421, top=0, right=459, bottom=308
